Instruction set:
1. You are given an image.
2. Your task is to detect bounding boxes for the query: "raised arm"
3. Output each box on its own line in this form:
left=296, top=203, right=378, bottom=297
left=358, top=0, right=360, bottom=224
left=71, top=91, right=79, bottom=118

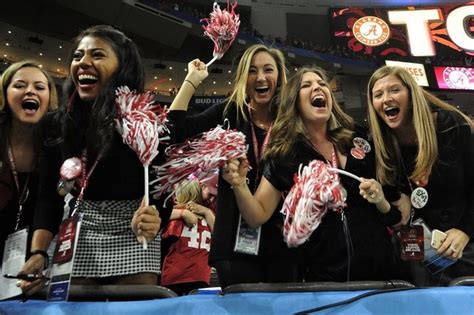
left=170, top=59, right=208, bottom=111
left=222, top=158, right=281, bottom=228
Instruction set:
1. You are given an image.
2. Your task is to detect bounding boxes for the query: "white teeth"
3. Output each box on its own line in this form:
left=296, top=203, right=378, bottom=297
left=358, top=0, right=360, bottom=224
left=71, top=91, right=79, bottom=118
left=255, top=86, right=268, bottom=90
left=384, top=106, right=397, bottom=112
left=312, top=95, right=324, bottom=102
left=78, top=74, right=98, bottom=81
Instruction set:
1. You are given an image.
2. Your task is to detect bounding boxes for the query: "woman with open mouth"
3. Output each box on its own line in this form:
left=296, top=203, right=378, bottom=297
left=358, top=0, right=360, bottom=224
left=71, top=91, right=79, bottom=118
left=367, top=65, right=474, bottom=286
left=168, top=44, right=300, bottom=288
left=222, top=66, right=403, bottom=282
left=0, top=60, right=58, bottom=271
left=17, top=25, right=164, bottom=297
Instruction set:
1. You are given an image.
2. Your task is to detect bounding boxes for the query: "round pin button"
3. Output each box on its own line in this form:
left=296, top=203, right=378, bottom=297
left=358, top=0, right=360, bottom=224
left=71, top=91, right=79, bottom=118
left=353, top=137, right=371, bottom=153
left=411, top=187, right=429, bottom=209
left=60, top=157, right=82, bottom=180
left=350, top=147, right=365, bottom=160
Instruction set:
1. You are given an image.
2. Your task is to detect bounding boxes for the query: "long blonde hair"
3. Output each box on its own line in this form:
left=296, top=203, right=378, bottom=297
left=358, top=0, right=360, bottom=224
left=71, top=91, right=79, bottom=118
left=224, top=44, right=287, bottom=121
left=367, top=65, right=472, bottom=185
left=265, top=66, right=354, bottom=162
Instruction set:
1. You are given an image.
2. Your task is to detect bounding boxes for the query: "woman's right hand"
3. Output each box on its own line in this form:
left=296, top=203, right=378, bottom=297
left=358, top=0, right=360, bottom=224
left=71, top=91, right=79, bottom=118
left=222, top=158, right=249, bottom=188
left=18, top=255, right=47, bottom=296
left=185, top=59, right=208, bottom=87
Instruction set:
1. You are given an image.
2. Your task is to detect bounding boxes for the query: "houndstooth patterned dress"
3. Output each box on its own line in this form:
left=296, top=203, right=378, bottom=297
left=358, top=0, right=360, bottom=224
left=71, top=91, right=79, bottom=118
left=72, top=199, right=161, bottom=277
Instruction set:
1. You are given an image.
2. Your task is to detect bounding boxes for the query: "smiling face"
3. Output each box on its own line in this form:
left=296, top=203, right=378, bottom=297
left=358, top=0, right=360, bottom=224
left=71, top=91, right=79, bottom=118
left=6, top=66, right=50, bottom=125
left=297, top=71, right=333, bottom=125
left=371, top=74, right=411, bottom=131
left=246, top=51, right=279, bottom=109
left=70, top=36, right=119, bottom=101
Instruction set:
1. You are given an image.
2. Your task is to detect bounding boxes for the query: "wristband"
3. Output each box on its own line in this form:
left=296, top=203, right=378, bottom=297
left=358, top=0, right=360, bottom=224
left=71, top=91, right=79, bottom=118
left=29, top=250, right=49, bottom=269
left=184, top=79, right=197, bottom=91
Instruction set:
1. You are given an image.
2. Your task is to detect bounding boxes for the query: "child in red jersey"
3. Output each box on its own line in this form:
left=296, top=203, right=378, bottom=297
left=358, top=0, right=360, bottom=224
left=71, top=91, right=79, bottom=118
left=160, top=176, right=216, bottom=295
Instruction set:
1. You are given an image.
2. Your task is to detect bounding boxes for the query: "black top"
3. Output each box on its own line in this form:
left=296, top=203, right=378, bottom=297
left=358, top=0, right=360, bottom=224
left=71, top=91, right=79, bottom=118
left=0, top=167, right=38, bottom=265
left=263, top=132, right=400, bottom=281
left=33, top=114, right=172, bottom=236
left=398, top=109, right=474, bottom=237
left=169, top=102, right=297, bottom=264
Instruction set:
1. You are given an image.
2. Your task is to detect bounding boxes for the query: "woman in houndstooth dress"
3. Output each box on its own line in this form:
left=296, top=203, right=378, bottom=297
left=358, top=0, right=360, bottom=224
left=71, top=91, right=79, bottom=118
left=19, top=25, right=170, bottom=294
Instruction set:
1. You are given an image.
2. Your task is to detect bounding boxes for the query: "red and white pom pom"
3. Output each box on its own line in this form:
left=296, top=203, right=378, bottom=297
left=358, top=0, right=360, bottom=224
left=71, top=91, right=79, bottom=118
left=151, top=124, right=246, bottom=199
left=115, top=86, right=169, bottom=166
left=282, top=160, right=347, bottom=248
left=201, top=1, right=240, bottom=66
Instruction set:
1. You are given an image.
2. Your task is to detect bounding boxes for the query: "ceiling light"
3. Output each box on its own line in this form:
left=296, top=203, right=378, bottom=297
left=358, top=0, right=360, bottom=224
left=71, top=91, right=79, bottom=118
left=154, top=76, right=157, bottom=79
left=5, top=43, right=9, bottom=46
left=169, top=78, right=172, bottom=81
left=169, top=66, right=173, bottom=70
left=59, top=45, right=62, bottom=49
left=58, top=57, right=61, bottom=61
left=39, top=52, right=43, bottom=56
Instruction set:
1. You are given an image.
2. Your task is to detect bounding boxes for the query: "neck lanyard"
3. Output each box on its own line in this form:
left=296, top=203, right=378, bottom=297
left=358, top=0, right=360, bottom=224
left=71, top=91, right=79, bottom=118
left=7, top=145, right=30, bottom=231
left=250, top=122, right=272, bottom=167
left=71, top=149, right=102, bottom=216
left=249, top=119, right=272, bottom=192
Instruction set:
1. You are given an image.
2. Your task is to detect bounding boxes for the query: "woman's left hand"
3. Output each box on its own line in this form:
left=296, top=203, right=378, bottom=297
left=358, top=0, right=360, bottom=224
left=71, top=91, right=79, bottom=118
left=438, top=228, right=470, bottom=260
left=131, top=198, right=161, bottom=244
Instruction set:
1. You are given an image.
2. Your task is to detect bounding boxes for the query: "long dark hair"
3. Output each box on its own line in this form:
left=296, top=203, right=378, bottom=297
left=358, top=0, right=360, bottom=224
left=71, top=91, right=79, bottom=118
left=52, top=25, right=144, bottom=158
left=265, top=66, right=354, bottom=163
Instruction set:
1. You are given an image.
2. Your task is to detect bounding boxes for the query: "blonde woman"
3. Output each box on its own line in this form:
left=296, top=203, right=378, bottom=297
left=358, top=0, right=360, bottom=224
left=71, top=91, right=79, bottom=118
left=367, top=65, right=474, bottom=286
left=169, top=44, right=299, bottom=287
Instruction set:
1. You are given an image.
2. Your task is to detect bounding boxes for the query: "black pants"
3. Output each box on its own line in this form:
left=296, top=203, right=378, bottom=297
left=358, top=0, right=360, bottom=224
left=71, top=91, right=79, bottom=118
left=213, top=256, right=301, bottom=289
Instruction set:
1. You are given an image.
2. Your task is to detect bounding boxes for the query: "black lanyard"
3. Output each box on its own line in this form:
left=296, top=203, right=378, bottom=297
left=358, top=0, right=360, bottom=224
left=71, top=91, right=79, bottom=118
left=7, top=145, right=30, bottom=231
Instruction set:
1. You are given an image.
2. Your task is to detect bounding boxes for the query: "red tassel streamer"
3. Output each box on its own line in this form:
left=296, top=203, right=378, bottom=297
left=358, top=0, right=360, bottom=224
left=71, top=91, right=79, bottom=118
left=151, top=124, right=246, bottom=200
left=201, top=1, right=240, bottom=62
left=114, top=86, right=170, bottom=166
left=282, top=160, right=347, bottom=248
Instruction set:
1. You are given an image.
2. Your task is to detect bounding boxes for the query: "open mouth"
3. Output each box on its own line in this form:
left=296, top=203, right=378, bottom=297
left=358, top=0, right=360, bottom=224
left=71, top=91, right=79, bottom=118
left=255, top=86, right=270, bottom=95
left=21, top=100, right=39, bottom=113
left=311, top=95, right=326, bottom=108
left=384, top=106, right=400, bottom=118
left=78, top=74, right=99, bottom=85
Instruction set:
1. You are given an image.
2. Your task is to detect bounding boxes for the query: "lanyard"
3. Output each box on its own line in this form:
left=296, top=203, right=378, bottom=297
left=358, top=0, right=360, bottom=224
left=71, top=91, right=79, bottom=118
left=71, top=149, right=102, bottom=216
left=250, top=121, right=272, bottom=168
left=7, top=145, right=30, bottom=231
left=401, top=165, right=417, bottom=226
left=249, top=120, right=272, bottom=192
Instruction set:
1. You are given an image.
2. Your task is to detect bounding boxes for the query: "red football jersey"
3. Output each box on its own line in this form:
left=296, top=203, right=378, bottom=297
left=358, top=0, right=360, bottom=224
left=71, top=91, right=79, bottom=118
left=161, top=217, right=212, bottom=286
